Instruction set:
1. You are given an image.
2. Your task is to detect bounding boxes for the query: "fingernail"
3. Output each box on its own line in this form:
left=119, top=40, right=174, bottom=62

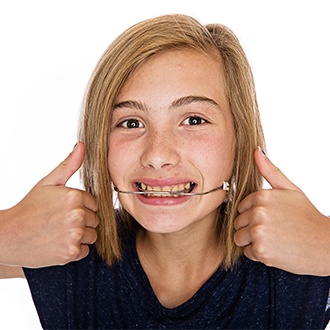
left=258, top=146, right=267, bottom=158
left=73, top=142, right=79, bottom=151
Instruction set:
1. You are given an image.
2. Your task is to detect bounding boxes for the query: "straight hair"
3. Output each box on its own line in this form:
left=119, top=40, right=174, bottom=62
left=79, top=14, right=265, bottom=268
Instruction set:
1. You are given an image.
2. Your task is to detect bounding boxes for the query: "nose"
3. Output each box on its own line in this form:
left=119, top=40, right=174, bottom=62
left=140, top=128, right=180, bottom=169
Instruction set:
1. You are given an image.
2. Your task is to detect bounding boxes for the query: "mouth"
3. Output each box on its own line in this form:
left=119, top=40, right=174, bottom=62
left=135, top=182, right=196, bottom=197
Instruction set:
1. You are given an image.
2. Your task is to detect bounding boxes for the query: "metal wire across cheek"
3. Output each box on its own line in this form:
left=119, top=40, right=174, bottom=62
left=113, top=182, right=230, bottom=196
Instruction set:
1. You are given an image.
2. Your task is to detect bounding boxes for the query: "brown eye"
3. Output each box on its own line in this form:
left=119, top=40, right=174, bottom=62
left=120, top=119, right=143, bottom=128
left=182, top=116, right=206, bottom=126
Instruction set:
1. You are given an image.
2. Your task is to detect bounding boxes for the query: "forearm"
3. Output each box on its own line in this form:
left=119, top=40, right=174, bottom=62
left=0, top=209, right=25, bottom=278
left=0, top=208, right=17, bottom=266
left=297, top=212, right=330, bottom=276
left=314, top=214, right=330, bottom=276
left=0, top=265, right=25, bottom=278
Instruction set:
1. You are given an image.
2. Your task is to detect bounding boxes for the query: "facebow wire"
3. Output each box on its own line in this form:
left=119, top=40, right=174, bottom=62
left=113, top=182, right=230, bottom=196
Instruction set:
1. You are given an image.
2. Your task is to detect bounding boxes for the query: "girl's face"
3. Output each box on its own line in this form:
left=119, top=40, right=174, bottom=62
left=109, top=49, right=235, bottom=234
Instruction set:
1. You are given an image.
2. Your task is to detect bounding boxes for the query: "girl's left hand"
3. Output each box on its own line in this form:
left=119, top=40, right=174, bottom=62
left=234, top=148, right=330, bottom=276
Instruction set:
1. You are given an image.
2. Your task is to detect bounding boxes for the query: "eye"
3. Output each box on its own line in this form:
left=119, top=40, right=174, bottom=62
left=182, top=116, right=207, bottom=126
left=119, top=118, right=144, bottom=129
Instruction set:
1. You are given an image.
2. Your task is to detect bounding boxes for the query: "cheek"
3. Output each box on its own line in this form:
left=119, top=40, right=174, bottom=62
left=108, top=136, right=143, bottom=185
left=108, top=139, right=126, bottom=183
left=191, top=133, right=234, bottom=176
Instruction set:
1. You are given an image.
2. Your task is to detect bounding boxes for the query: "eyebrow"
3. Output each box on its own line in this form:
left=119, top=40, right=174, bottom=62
left=114, top=100, right=148, bottom=111
left=170, top=95, right=221, bottom=111
left=114, top=95, right=222, bottom=112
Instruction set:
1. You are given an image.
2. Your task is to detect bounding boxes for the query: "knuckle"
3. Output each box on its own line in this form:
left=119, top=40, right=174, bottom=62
left=63, top=244, right=81, bottom=261
left=254, top=190, right=271, bottom=205
left=252, top=241, right=267, bottom=260
left=250, top=206, right=267, bottom=223
left=62, top=230, right=85, bottom=261
left=66, top=189, right=84, bottom=204
left=69, top=208, right=86, bottom=224
left=69, top=227, right=85, bottom=242
left=250, top=224, right=265, bottom=239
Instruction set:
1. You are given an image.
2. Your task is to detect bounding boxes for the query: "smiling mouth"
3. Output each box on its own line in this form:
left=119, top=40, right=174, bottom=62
left=135, top=182, right=196, bottom=197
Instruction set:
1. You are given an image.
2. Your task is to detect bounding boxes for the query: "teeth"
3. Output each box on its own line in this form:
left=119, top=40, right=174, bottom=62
left=137, top=182, right=195, bottom=197
left=162, top=186, right=171, bottom=192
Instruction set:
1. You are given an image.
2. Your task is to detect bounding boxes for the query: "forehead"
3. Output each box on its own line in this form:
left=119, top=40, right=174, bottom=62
left=116, top=48, right=228, bottom=110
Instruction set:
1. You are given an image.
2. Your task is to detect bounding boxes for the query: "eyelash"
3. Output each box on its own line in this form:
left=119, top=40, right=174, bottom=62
left=118, top=115, right=207, bottom=129
left=118, top=118, right=144, bottom=129
left=181, top=116, right=207, bottom=126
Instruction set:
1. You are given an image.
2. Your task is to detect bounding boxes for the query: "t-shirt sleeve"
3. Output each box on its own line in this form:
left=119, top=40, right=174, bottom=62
left=23, top=265, right=70, bottom=329
left=325, top=290, right=330, bottom=328
left=23, top=246, right=100, bottom=329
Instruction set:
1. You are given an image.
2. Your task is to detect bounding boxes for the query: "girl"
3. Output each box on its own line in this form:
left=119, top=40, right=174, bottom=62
left=14, top=14, right=330, bottom=328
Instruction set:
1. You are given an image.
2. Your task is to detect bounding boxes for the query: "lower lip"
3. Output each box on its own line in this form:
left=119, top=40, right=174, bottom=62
left=135, top=193, right=191, bottom=206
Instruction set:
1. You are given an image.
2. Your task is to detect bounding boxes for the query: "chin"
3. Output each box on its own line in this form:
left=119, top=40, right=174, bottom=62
left=136, top=215, right=189, bottom=235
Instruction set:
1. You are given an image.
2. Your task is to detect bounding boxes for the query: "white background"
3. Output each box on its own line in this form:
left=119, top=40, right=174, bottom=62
left=0, top=1, right=329, bottom=328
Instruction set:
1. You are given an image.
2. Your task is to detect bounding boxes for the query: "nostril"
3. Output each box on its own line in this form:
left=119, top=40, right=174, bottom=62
left=140, top=134, right=180, bottom=169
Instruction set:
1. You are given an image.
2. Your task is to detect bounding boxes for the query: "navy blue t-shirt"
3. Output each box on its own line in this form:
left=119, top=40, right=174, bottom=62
left=24, top=229, right=330, bottom=329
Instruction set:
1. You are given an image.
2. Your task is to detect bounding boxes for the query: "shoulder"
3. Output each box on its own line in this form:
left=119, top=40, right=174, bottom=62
left=237, top=256, right=330, bottom=309
left=230, top=256, right=330, bottom=306
left=23, top=245, right=101, bottom=285
left=238, top=255, right=330, bottom=285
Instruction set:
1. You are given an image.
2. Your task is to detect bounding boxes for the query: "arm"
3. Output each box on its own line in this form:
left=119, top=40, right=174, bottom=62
left=234, top=147, right=330, bottom=276
left=0, top=142, right=99, bottom=274
left=0, top=266, right=24, bottom=278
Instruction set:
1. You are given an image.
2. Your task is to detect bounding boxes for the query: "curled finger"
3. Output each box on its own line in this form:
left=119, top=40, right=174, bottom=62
left=82, top=191, right=98, bottom=212
left=234, top=226, right=252, bottom=248
left=81, top=227, right=98, bottom=245
left=84, top=208, right=100, bottom=229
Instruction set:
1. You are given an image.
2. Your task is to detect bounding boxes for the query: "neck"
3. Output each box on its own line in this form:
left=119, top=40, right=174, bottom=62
left=138, top=223, right=221, bottom=268
left=136, top=219, right=224, bottom=308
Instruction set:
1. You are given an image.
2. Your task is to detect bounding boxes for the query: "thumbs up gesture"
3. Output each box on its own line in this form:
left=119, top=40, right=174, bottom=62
left=0, top=142, right=99, bottom=268
left=234, top=147, right=330, bottom=275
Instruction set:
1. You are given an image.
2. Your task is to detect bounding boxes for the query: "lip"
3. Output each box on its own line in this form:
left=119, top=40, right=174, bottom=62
left=131, top=178, right=197, bottom=205
left=135, top=192, right=192, bottom=206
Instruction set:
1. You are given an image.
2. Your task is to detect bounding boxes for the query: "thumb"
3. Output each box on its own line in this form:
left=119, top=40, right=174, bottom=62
left=255, top=147, right=298, bottom=191
left=37, top=142, right=85, bottom=187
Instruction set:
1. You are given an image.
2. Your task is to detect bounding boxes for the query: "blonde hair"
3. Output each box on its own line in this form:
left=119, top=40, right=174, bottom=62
left=79, top=14, right=265, bottom=268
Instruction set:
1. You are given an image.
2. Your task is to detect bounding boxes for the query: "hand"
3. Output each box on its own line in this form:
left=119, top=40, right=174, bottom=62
left=234, top=147, right=330, bottom=276
left=0, top=142, right=99, bottom=268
